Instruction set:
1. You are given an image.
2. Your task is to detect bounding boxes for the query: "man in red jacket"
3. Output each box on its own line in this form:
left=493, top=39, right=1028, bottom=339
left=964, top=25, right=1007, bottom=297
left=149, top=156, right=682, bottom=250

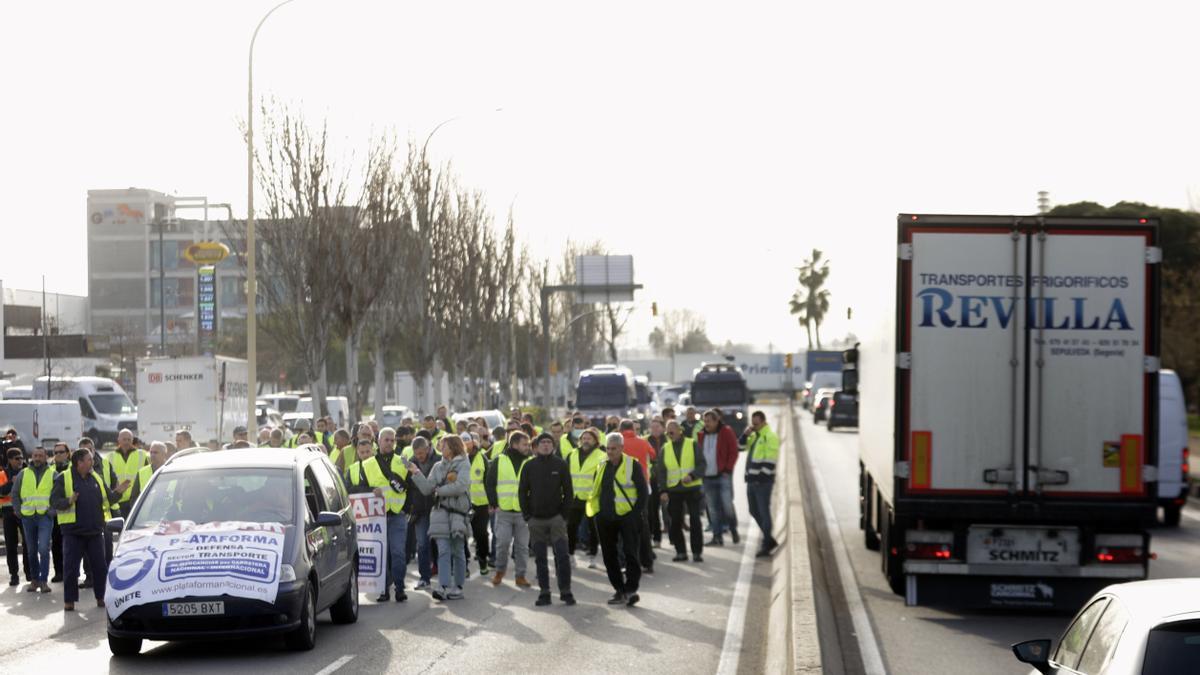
left=619, top=420, right=658, bottom=573
left=697, top=409, right=740, bottom=546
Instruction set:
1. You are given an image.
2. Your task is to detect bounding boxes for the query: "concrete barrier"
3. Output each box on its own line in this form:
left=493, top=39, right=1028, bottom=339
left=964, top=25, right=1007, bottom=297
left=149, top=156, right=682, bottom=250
left=773, top=402, right=822, bottom=672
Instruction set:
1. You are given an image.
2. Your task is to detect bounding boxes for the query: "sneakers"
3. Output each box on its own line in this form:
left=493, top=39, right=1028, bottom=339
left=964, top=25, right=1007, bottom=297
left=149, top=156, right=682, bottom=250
left=706, top=538, right=724, bottom=547
left=731, top=528, right=741, bottom=545
left=432, top=588, right=446, bottom=602
left=478, top=564, right=490, bottom=576
left=561, top=593, right=577, bottom=606
left=535, top=593, right=552, bottom=607
left=587, top=556, right=598, bottom=570
left=447, top=587, right=464, bottom=600
left=626, top=593, right=640, bottom=607
left=97, top=599, right=105, bottom=608
left=415, top=580, right=432, bottom=591
left=672, top=553, right=688, bottom=562
left=607, top=592, right=627, bottom=605
left=375, top=591, right=391, bottom=602
left=514, top=576, right=532, bottom=589
left=491, top=570, right=506, bottom=586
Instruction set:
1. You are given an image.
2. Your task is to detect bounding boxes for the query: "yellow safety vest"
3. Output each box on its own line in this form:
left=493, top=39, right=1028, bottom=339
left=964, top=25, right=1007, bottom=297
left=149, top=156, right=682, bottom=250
left=586, top=454, right=636, bottom=518
left=57, top=471, right=111, bottom=525
left=489, top=440, right=507, bottom=461
left=469, top=451, right=489, bottom=507
left=559, top=436, right=575, bottom=459
left=495, top=453, right=529, bottom=512
left=106, top=449, right=147, bottom=504
left=569, top=448, right=606, bottom=500
left=346, top=460, right=364, bottom=487
left=362, top=454, right=409, bottom=514
left=661, top=438, right=703, bottom=488
left=18, top=466, right=54, bottom=516
left=135, top=463, right=157, bottom=495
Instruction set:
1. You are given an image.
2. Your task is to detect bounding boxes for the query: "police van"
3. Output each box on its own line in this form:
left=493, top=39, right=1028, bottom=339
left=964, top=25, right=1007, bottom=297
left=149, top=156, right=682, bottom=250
left=689, top=362, right=752, bottom=438
left=574, top=365, right=637, bottom=429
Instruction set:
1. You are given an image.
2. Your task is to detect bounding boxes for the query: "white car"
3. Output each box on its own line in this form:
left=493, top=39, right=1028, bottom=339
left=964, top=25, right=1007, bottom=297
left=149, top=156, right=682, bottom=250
left=453, top=410, right=506, bottom=433
left=1012, top=578, right=1200, bottom=675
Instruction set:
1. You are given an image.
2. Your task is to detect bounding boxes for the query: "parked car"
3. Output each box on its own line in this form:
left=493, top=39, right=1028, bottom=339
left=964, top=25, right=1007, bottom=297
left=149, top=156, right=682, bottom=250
left=1012, top=578, right=1200, bottom=675
left=105, top=445, right=358, bottom=655
left=376, top=405, right=413, bottom=430
left=256, top=404, right=285, bottom=431
left=812, top=387, right=838, bottom=422
left=453, top=409, right=506, bottom=433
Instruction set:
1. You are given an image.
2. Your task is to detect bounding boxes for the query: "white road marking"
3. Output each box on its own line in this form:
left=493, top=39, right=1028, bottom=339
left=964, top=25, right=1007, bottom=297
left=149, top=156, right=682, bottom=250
left=802, top=418, right=888, bottom=675
left=1182, top=508, right=1200, bottom=524
left=314, top=655, right=355, bottom=675
left=716, top=496, right=759, bottom=675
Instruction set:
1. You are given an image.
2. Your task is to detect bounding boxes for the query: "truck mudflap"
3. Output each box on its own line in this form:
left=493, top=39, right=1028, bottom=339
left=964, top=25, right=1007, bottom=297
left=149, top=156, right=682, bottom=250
left=901, top=573, right=1143, bottom=610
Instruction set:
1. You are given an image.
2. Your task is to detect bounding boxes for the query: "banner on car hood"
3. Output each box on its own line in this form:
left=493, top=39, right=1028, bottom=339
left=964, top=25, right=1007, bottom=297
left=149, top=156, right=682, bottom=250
left=350, top=495, right=387, bottom=596
left=105, top=520, right=287, bottom=620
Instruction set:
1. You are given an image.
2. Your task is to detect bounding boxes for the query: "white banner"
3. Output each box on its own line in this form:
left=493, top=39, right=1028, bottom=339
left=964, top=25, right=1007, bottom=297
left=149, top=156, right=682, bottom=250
left=351, top=495, right=387, bottom=596
left=106, top=521, right=286, bottom=620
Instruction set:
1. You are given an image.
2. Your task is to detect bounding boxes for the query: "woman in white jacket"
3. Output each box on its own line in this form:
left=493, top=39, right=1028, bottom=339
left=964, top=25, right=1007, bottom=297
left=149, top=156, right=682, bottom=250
left=409, top=434, right=472, bottom=601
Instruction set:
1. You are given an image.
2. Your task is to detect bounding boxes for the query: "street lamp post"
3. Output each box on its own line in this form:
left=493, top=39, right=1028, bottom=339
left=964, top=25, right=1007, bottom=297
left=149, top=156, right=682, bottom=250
left=247, top=0, right=296, bottom=440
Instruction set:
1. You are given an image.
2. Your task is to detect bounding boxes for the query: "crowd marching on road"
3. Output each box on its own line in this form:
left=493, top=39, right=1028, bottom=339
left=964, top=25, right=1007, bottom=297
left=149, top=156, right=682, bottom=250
left=0, top=401, right=783, bottom=614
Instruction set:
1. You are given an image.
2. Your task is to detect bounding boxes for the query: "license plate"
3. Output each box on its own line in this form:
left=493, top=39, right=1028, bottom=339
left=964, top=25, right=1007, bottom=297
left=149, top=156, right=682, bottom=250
left=967, top=526, right=1079, bottom=566
left=162, top=601, right=225, bottom=617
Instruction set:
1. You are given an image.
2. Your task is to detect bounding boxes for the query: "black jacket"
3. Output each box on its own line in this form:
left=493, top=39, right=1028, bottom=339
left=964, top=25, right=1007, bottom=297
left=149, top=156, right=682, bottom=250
left=596, top=457, right=648, bottom=521
left=517, top=453, right=573, bottom=520
left=50, top=468, right=112, bottom=536
left=403, top=452, right=438, bottom=519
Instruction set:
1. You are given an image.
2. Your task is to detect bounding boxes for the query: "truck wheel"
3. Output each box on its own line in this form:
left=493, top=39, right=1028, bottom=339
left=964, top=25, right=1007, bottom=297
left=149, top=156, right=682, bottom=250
left=880, top=510, right=905, bottom=596
left=1163, top=503, right=1182, bottom=527
left=862, top=476, right=880, bottom=551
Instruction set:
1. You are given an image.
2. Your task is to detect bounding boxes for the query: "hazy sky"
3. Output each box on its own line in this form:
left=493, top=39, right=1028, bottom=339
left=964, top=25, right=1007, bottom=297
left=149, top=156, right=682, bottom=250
left=3, top=1, right=1198, bottom=352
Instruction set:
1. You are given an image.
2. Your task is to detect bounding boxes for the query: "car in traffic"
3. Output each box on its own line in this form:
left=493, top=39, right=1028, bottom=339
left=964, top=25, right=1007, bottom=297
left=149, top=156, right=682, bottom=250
left=812, top=387, right=838, bottom=422
left=826, top=389, right=858, bottom=430
left=105, top=445, right=358, bottom=655
left=1012, top=578, right=1200, bottom=674
left=656, top=385, right=688, bottom=411
left=376, top=404, right=413, bottom=430
left=802, top=370, right=842, bottom=411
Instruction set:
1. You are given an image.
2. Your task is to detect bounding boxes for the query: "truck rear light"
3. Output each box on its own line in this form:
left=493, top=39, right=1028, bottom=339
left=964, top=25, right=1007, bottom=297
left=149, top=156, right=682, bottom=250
left=828, top=398, right=836, bottom=409
left=1183, top=448, right=1189, bottom=477
left=907, top=542, right=952, bottom=560
left=1095, top=547, right=1145, bottom=564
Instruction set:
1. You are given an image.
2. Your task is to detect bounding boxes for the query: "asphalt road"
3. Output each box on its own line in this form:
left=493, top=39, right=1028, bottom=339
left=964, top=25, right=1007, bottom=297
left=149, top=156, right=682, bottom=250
left=797, top=410, right=1200, bottom=675
left=0, top=407, right=797, bottom=674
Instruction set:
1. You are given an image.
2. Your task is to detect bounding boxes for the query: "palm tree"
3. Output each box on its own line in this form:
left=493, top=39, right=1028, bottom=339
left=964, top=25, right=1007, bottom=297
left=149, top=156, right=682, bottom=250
left=789, top=248, right=831, bottom=349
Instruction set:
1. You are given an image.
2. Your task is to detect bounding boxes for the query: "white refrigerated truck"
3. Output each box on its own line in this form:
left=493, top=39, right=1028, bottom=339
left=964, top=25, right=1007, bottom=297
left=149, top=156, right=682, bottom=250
left=135, top=356, right=249, bottom=445
left=852, top=214, right=1160, bottom=609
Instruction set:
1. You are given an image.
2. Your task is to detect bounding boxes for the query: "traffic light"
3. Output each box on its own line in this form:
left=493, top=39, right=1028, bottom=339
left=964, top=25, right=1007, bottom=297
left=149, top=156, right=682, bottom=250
left=651, top=301, right=658, bottom=317
left=785, top=353, right=793, bottom=369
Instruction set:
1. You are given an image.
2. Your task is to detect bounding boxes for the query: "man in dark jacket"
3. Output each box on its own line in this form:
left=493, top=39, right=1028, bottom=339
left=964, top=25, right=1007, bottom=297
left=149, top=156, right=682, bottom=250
left=518, top=433, right=575, bottom=607
left=696, top=409, right=740, bottom=546
left=655, top=421, right=707, bottom=562
left=0, top=448, right=30, bottom=586
left=49, top=449, right=111, bottom=611
left=592, top=432, right=648, bottom=607
left=403, top=436, right=438, bottom=590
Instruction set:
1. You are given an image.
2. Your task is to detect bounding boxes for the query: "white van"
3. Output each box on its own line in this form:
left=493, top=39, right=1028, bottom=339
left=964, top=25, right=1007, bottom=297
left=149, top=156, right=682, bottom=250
left=1158, top=370, right=1190, bottom=526
left=0, top=401, right=83, bottom=451
left=296, top=396, right=349, bottom=428
left=33, top=376, right=137, bottom=445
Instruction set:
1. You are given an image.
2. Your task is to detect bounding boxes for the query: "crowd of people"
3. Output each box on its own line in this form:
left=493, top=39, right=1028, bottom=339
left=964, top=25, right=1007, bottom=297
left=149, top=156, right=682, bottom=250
left=0, top=401, right=781, bottom=612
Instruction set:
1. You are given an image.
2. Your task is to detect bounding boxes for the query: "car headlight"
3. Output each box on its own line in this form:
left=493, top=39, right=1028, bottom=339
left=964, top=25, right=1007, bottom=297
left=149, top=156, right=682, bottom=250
left=636, top=413, right=645, bottom=420
left=735, top=412, right=744, bottom=419
left=279, top=564, right=297, bottom=583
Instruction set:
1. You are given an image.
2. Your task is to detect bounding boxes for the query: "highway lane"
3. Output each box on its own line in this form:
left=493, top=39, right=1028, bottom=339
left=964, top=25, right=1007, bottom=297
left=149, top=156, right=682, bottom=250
left=797, top=410, right=1200, bottom=675
left=0, top=406, right=796, bottom=674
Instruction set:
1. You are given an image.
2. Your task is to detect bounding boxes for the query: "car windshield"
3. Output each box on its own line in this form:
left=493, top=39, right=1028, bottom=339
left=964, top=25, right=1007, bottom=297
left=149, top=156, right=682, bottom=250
left=1141, top=620, right=1200, bottom=675
left=274, top=398, right=298, bottom=413
left=128, top=468, right=295, bottom=528
left=809, top=372, right=842, bottom=390
left=692, top=382, right=747, bottom=406
left=577, top=379, right=629, bottom=408
left=90, top=393, right=134, bottom=415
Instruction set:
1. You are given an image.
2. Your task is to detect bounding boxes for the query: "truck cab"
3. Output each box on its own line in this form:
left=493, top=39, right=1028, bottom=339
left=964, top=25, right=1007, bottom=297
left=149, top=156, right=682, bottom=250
left=689, top=363, right=751, bottom=438
left=34, top=376, right=136, bottom=446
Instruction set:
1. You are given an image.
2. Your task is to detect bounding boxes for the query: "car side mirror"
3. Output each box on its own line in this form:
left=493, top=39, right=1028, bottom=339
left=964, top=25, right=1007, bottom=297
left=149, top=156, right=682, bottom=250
left=1011, top=639, right=1054, bottom=674
left=106, top=517, right=126, bottom=533
left=315, top=511, right=342, bottom=528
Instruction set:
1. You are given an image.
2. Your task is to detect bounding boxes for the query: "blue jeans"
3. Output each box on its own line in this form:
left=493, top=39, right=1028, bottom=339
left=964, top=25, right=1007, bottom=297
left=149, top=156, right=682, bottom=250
left=385, top=512, right=409, bottom=594
left=746, top=481, right=775, bottom=545
left=22, top=513, right=53, bottom=583
left=435, top=535, right=466, bottom=590
left=412, top=515, right=432, bottom=583
left=703, top=473, right=738, bottom=541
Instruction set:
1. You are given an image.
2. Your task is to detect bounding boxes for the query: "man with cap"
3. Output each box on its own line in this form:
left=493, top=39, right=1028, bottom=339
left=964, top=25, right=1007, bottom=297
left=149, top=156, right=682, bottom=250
left=232, top=425, right=249, bottom=445
left=518, top=433, right=575, bottom=606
